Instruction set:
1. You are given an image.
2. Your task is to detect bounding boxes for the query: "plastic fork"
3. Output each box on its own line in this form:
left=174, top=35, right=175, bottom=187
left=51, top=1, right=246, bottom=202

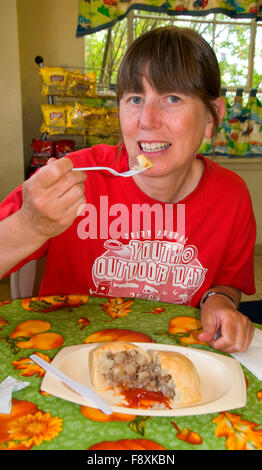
left=72, top=165, right=152, bottom=177
left=30, top=354, right=112, bottom=415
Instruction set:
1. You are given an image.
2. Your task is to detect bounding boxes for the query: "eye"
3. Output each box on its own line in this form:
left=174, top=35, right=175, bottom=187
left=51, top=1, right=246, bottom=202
left=167, top=95, right=180, bottom=104
left=130, top=96, right=142, bottom=105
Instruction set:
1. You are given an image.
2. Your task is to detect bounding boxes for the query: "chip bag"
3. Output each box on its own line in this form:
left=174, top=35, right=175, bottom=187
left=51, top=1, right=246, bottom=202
left=106, top=107, right=119, bottom=132
left=39, top=67, right=68, bottom=96
left=30, top=155, right=50, bottom=166
left=87, top=134, right=119, bottom=146
left=40, top=104, right=67, bottom=135
left=55, top=140, right=75, bottom=158
left=66, top=71, right=96, bottom=97
left=67, top=102, right=92, bottom=135
left=88, top=107, right=108, bottom=135
left=31, top=139, right=55, bottom=157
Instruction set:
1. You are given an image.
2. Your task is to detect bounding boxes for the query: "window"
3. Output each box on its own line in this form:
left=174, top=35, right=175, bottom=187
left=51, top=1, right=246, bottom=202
left=85, top=11, right=262, bottom=100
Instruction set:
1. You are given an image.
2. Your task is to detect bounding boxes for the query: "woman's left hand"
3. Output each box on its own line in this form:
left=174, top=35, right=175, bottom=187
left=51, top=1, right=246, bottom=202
left=199, top=296, right=254, bottom=353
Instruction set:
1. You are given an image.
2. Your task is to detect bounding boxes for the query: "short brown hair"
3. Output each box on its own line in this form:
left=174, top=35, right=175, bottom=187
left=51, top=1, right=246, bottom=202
left=117, top=26, right=221, bottom=136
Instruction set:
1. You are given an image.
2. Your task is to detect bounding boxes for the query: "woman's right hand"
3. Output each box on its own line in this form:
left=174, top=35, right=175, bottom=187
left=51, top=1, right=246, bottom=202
left=19, top=157, right=87, bottom=240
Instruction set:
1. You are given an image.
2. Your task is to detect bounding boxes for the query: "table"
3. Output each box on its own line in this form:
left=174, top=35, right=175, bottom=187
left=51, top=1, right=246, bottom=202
left=0, top=294, right=261, bottom=451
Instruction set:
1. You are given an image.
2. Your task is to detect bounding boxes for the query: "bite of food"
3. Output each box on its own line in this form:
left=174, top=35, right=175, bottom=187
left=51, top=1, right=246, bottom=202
left=133, top=154, right=153, bottom=170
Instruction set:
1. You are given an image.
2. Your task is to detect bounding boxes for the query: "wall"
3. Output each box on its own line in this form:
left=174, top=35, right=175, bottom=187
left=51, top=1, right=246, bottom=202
left=0, top=0, right=24, bottom=200
left=17, top=0, right=85, bottom=170
left=217, top=157, right=262, bottom=246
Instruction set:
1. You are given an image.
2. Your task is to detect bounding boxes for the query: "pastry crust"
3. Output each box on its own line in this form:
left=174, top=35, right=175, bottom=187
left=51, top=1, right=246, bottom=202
left=135, top=154, right=153, bottom=169
left=152, top=350, right=201, bottom=405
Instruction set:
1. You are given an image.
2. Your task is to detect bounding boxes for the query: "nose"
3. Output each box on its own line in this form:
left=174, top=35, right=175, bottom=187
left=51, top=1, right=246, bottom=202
left=138, top=101, right=161, bottom=130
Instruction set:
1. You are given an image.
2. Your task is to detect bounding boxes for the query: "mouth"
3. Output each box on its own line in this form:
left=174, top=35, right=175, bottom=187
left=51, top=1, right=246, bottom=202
left=139, top=141, right=171, bottom=153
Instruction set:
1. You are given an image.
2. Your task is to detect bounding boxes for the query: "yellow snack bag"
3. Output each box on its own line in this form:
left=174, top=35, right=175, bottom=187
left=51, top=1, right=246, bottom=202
left=66, top=71, right=96, bottom=97
left=88, top=107, right=108, bottom=135
left=39, top=67, right=68, bottom=96
left=40, top=104, right=67, bottom=135
left=67, top=103, right=92, bottom=135
left=106, top=107, right=119, bottom=132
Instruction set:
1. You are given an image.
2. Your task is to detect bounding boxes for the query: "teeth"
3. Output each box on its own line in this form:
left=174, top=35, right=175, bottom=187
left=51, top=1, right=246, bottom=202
left=140, top=142, right=170, bottom=152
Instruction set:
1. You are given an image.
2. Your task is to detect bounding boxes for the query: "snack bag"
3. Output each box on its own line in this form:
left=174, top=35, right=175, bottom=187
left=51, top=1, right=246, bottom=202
left=67, top=102, right=92, bottom=135
left=38, top=67, right=68, bottom=96
left=31, top=139, right=55, bottom=157
left=55, top=140, right=75, bottom=158
left=106, top=107, right=119, bottom=132
left=87, top=134, right=119, bottom=146
left=88, top=107, right=108, bottom=135
left=40, top=104, right=67, bottom=135
left=30, top=155, right=49, bottom=166
left=66, top=71, right=96, bottom=97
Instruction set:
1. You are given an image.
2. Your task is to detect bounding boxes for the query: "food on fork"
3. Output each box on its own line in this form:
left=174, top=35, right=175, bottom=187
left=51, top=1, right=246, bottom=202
left=133, top=154, right=153, bottom=170
left=90, top=341, right=201, bottom=409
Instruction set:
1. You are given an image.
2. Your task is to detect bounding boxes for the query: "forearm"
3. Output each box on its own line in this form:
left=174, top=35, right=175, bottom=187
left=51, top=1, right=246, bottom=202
left=0, top=210, right=48, bottom=278
left=200, top=285, right=241, bottom=310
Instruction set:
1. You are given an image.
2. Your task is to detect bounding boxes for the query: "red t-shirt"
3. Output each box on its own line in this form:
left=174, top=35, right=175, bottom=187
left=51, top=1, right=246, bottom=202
left=0, top=144, right=256, bottom=306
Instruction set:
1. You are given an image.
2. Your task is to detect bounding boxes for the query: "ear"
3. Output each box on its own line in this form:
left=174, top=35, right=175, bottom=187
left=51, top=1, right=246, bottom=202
left=204, top=97, right=226, bottom=139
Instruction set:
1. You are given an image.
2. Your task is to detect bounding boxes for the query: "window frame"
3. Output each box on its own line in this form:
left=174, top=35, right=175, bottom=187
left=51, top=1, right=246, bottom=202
left=127, top=10, right=261, bottom=94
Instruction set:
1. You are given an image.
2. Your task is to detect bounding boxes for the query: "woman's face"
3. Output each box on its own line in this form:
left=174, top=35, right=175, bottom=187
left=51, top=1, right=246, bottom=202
left=119, top=77, right=219, bottom=178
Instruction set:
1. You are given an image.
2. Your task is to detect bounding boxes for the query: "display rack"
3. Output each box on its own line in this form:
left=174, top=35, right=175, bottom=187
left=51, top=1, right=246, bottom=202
left=27, top=56, right=121, bottom=178
left=35, top=55, right=119, bottom=142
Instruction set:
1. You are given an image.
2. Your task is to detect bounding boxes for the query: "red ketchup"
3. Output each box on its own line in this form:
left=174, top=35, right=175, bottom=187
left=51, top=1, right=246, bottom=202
left=121, top=388, right=171, bottom=409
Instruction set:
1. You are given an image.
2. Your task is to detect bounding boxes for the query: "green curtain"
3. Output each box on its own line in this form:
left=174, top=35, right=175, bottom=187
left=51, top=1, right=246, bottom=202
left=77, top=0, right=261, bottom=36
left=199, top=89, right=262, bottom=157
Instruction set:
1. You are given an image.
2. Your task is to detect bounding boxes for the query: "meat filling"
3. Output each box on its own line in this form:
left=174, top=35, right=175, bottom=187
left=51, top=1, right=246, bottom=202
left=100, top=349, right=176, bottom=400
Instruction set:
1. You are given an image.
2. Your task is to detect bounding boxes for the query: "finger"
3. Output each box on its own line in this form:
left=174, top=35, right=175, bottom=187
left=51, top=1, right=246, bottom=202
left=53, top=192, right=87, bottom=232
left=47, top=157, right=57, bottom=165
left=38, top=182, right=86, bottom=222
left=32, top=157, right=74, bottom=188
left=57, top=183, right=86, bottom=210
left=46, top=169, right=86, bottom=201
left=210, top=319, right=254, bottom=353
left=31, top=165, right=86, bottom=205
left=198, top=318, right=217, bottom=343
left=236, top=320, right=254, bottom=352
left=198, top=331, right=216, bottom=343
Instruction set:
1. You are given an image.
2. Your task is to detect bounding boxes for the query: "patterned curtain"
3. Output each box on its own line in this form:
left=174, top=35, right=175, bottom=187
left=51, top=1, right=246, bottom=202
left=199, top=89, right=262, bottom=157
left=77, top=0, right=261, bottom=36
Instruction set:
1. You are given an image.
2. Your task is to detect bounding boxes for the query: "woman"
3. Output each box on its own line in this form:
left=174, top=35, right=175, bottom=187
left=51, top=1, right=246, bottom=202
left=0, top=26, right=256, bottom=352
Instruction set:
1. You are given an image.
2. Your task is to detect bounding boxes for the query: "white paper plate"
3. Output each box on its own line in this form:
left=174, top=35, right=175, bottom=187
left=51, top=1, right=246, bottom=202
left=41, top=342, right=246, bottom=416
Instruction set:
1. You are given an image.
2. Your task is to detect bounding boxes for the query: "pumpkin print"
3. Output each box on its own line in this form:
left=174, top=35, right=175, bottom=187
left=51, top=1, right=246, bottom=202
left=88, top=438, right=166, bottom=450
left=81, top=406, right=133, bottom=422
left=84, top=328, right=154, bottom=343
left=21, top=295, right=88, bottom=312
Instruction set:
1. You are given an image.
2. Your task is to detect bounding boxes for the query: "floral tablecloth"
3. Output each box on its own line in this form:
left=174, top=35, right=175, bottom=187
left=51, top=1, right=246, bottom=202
left=0, top=295, right=261, bottom=451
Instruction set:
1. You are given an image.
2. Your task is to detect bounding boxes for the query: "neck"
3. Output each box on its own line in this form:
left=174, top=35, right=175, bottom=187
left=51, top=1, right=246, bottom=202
left=132, top=157, right=204, bottom=203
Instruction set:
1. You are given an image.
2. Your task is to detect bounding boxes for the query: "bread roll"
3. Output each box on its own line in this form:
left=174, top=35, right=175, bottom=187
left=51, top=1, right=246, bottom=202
left=90, top=341, right=201, bottom=408
left=150, top=350, right=201, bottom=405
